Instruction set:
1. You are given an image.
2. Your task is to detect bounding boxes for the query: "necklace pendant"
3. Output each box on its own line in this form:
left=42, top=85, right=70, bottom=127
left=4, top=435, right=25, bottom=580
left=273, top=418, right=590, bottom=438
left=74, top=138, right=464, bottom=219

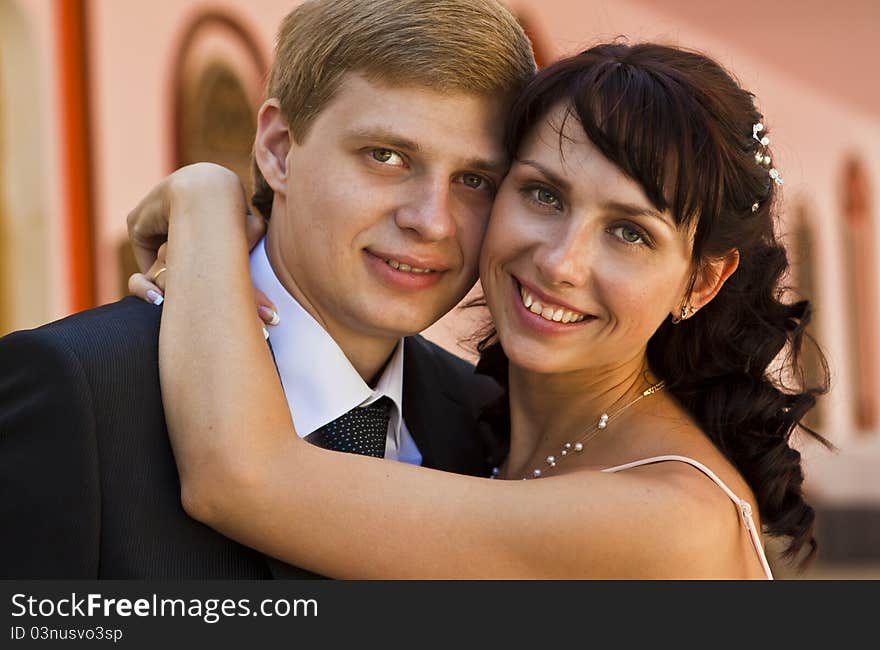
left=502, top=380, right=665, bottom=482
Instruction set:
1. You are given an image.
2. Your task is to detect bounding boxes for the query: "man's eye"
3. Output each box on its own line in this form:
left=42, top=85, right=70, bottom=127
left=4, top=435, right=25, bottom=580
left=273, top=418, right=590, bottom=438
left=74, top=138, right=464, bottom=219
left=370, top=149, right=403, bottom=165
left=461, top=174, right=489, bottom=190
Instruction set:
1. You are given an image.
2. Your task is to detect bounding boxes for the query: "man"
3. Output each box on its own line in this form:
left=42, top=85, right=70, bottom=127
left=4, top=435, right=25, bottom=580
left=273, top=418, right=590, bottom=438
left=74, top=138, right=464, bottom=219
left=0, top=0, right=535, bottom=578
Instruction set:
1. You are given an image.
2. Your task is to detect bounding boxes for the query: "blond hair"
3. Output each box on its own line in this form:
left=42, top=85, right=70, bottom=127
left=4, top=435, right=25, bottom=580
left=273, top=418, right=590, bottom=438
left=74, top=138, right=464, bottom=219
left=252, top=0, right=536, bottom=217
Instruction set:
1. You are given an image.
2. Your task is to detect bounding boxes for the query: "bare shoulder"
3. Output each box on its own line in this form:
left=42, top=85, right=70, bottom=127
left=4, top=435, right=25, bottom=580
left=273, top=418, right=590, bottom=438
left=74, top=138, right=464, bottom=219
left=586, top=457, right=747, bottom=578
left=614, top=398, right=760, bottom=516
left=589, top=406, right=766, bottom=577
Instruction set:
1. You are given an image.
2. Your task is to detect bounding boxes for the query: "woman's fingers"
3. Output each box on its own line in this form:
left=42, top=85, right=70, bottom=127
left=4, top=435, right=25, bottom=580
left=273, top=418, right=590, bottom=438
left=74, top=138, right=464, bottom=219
left=255, top=288, right=279, bottom=326
left=129, top=272, right=164, bottom=306
left=245, top=211, right=268, bottom=251
left=128, top=255, right=280, bottom=327
left=146, top=245, right=169, bottom=291
left=126, top=178, right=172, bottom=273
left=127, top=163, right=252, bottom=273
left=128, top=245, right=168, bottom=305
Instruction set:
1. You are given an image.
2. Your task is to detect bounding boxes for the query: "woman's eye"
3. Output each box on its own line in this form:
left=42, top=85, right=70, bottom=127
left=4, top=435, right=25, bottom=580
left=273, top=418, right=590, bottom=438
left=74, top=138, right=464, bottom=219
left=525, top=186, right=562, bottom=209
left=610, top=224, right=648, bottom=246
left=370, top=148, right=404, bottom=166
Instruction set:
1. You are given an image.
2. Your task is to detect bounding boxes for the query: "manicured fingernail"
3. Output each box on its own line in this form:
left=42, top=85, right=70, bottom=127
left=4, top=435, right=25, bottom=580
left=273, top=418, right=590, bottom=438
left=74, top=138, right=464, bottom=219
left=262, top=326, right=270, bottom=340
left=146, top=289, right=164, bottom=306
left=258, top=306, right=280, bottom=326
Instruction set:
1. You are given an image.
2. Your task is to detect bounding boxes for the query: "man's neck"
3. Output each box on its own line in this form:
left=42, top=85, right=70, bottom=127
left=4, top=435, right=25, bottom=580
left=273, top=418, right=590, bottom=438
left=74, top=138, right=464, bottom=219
left=264, top=230, right=399, bottom=385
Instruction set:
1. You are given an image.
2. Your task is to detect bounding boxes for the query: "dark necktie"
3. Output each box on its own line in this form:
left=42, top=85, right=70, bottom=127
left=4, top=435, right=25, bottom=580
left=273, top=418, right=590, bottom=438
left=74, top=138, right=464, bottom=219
left=267, top=335, right=392, bottom=458
left=305, top=397, right=393, bottom=458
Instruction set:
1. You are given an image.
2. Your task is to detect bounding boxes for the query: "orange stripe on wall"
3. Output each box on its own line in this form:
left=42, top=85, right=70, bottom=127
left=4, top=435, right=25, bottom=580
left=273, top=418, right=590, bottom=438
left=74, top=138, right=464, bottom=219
left=56, top=0, right=96, bottom=312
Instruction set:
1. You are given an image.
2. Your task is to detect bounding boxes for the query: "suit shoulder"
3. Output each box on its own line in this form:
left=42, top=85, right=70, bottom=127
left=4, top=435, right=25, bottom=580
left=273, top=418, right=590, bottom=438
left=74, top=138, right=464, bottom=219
left=405, top=334, right=477, bottom=380
left=35, top=296, right=160, bottom=340
left=1, top=297, right=161, bottom=368
left=405, top=335, right=501, bottom=404
left=407, top=335, right=473, bottom=371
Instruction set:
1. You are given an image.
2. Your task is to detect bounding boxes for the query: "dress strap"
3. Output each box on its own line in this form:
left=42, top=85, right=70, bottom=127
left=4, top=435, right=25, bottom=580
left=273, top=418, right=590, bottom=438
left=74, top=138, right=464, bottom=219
left=601, top=455, right=774, bottom=580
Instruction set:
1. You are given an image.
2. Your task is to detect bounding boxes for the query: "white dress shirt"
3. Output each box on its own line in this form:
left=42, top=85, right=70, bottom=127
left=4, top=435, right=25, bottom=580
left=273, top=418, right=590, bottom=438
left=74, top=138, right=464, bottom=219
left=250, top=238, right=422, bottom=464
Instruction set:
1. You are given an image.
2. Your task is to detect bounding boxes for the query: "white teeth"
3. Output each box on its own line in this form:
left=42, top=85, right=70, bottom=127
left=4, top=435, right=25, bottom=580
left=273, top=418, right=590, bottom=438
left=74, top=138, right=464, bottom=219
left=519, top=285, right=587, bottom=324
left=385, top=259, right=434, bottom=274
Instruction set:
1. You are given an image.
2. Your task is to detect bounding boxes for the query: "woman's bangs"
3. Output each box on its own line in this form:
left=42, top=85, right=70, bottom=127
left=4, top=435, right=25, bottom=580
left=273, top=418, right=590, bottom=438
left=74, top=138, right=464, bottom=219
left=570, top=61, right=713, bottom=231
left=508, top=51, right=724, bottom=236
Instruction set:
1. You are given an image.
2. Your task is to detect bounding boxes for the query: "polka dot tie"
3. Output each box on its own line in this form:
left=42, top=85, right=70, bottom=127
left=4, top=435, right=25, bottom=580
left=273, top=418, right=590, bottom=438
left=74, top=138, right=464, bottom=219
left=305, top=397, right=392, bottom=458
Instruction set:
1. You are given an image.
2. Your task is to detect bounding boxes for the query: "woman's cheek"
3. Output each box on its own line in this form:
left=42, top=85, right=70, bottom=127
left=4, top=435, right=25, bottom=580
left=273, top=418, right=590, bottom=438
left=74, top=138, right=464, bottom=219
left=625, top=279, right=678, bottom=336
left=484, top=213, right=535, bottom=267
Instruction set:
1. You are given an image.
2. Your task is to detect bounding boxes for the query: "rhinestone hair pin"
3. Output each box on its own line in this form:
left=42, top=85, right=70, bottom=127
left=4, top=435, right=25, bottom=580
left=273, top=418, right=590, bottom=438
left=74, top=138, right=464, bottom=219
left=751, top=122, right=782, bottom=212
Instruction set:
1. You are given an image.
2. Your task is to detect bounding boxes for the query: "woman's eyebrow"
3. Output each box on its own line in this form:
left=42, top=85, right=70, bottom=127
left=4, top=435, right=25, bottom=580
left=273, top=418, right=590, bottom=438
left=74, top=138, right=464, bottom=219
left=517, top=159, right=571, bottom=194
left=602, top=201, right=674, bottom=228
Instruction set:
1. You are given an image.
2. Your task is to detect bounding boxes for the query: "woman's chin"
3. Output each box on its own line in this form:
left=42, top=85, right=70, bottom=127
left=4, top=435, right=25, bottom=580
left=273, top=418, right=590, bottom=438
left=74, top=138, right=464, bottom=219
left=498, top=332, right=574, bottom=375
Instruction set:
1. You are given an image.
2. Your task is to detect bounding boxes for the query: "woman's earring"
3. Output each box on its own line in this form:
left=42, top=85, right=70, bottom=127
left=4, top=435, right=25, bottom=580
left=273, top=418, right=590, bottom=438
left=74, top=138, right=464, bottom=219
left=671, top=304, right=693, bottom=324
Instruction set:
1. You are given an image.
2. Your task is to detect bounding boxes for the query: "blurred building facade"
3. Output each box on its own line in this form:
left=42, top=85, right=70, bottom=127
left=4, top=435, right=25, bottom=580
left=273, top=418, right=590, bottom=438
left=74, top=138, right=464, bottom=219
left=1, top=0, right=879, bottom=573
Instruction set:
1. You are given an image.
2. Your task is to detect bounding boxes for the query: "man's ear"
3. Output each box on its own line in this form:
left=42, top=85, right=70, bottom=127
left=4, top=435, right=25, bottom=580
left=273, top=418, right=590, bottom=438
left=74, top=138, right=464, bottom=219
left=254, top=98, right=291, bottom=195
left=688, top=250, right=740, bottom=314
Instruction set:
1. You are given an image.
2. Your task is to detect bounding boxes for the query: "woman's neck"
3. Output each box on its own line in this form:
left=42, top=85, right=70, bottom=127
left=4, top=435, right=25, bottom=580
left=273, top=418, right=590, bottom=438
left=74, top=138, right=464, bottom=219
left=503, top=356, right=655, bottom=477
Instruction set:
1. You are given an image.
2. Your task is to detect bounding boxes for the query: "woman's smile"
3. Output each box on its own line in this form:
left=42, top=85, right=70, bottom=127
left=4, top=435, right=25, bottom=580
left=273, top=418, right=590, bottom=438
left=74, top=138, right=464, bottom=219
left=510, top=276, right=597, bottom=336
left=480, top=104, right=692, bottom=376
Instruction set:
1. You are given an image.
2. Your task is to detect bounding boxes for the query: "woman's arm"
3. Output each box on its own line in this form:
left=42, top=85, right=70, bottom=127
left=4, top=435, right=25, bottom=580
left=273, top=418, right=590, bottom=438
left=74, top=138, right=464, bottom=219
left=126, top=163, right=278, bottom=324
left=156, top=171, right=737, bottom=579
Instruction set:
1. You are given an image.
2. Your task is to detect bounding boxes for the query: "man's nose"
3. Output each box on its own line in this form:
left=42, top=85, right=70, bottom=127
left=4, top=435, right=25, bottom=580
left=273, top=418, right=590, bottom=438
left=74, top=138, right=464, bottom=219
left=393, top=178, right=456, bottom=241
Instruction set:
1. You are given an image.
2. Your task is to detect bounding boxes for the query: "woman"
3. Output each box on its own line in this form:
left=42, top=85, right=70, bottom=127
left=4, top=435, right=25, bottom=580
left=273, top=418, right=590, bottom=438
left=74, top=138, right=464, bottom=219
left=129, top=43, right=828, bottom=578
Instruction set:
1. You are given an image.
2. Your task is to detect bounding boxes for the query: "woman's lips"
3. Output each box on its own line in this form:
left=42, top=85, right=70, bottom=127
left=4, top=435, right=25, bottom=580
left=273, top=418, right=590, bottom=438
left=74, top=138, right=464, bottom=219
left=510, top=276, right=596, bottom=333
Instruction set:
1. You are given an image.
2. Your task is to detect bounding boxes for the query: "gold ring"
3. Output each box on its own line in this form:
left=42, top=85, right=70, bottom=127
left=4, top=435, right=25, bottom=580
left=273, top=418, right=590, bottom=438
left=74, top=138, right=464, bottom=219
left=151, top=266, right=167, bottom=283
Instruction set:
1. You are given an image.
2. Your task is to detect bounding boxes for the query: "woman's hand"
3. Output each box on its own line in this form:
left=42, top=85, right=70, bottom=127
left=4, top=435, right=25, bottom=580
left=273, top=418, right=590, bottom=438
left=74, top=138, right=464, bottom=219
left=128, top=243, right=280, bottom=327
left=125, top=163, right=278, bottom=325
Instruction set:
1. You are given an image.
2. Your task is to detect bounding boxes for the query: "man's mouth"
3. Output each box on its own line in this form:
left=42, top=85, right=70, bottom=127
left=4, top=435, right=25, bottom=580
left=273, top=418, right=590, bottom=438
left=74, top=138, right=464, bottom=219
left=383, top=258, right=436, bottom=274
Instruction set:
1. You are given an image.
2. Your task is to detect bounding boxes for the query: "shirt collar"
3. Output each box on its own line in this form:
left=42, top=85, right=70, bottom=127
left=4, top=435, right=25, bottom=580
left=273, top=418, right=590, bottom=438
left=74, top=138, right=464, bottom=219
left=249, top=238, right=405, bottom=441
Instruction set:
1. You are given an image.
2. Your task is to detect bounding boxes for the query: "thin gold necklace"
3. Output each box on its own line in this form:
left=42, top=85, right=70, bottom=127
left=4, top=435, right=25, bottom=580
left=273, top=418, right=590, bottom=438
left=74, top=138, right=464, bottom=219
left=491, top=380, right=667, bottom=480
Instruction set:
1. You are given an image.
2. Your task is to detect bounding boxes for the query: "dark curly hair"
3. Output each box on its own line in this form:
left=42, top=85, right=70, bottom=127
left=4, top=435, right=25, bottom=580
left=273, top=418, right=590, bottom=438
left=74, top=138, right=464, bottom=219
left=473, top=42, right=831, bottom=568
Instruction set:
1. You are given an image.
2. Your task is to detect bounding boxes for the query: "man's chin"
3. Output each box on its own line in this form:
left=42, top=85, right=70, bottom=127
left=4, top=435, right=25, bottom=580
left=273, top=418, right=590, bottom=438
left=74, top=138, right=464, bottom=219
left=360, top=307, right=451, bottom=339
left=374, top=317, right=440, bottom=339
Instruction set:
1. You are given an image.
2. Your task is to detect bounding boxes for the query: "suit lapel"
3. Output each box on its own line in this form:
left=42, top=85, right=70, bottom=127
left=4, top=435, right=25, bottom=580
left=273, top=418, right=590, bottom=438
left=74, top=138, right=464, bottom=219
left=402, top=337, right=487, bottom=475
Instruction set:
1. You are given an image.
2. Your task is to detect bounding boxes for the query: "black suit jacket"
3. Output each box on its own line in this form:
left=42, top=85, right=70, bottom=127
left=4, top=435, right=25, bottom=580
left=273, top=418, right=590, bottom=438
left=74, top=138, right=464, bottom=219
left=0, top=297, right=501, bottom=578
